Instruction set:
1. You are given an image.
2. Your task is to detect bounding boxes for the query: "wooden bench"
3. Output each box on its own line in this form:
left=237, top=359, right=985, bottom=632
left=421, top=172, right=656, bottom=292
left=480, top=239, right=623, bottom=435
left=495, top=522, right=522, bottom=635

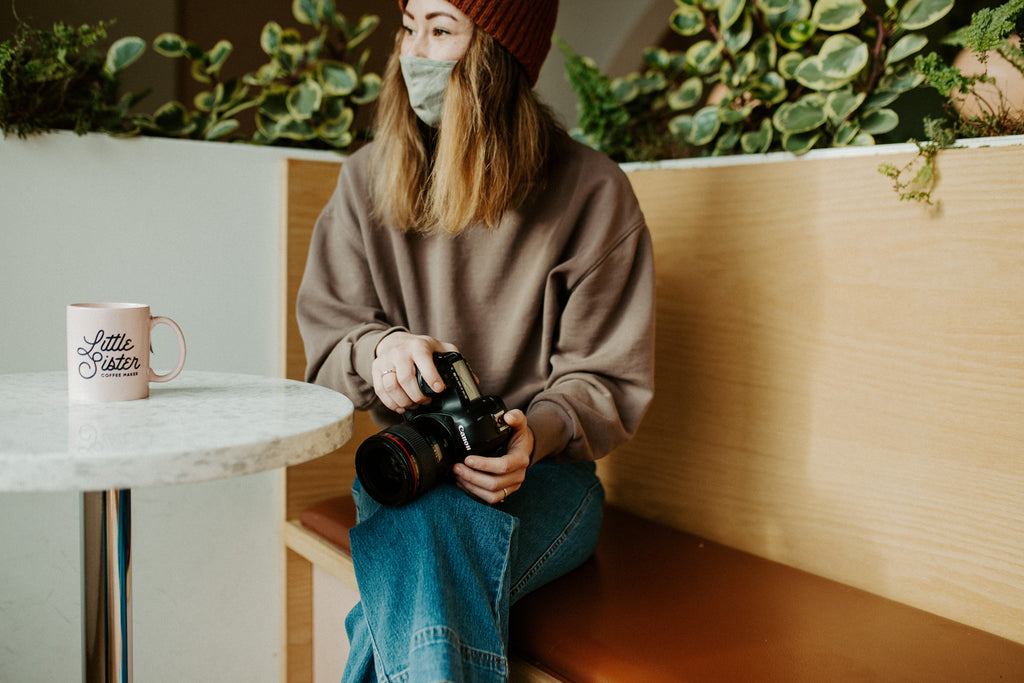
left=279, top=143, right=1024, bottom=681
left=294, top=495, right=1024, bottom=682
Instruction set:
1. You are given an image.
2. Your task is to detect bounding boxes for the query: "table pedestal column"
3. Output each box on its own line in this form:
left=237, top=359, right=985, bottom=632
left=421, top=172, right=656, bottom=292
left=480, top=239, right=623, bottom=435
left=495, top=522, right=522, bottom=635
left=83, top=490, right=132, bottom=683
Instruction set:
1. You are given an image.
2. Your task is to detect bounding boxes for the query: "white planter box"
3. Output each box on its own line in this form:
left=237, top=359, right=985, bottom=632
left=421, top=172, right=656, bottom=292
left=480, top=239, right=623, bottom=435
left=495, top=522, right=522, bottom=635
left=0, top=132, right=341, bottom=683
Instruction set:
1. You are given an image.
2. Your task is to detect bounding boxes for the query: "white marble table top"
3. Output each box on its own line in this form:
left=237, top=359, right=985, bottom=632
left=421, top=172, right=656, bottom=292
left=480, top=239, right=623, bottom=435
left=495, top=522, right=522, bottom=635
left=0, top=371, right=354, bottom=492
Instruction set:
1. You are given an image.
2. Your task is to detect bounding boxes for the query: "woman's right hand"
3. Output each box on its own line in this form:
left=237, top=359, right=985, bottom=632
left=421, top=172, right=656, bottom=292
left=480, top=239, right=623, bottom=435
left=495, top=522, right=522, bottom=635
left=372, top=332, right=459, bottom=414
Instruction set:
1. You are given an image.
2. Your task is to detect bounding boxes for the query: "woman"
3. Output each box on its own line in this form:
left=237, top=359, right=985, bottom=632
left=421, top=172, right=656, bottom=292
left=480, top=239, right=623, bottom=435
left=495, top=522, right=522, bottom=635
left=297, top=0, right=654, bottom=680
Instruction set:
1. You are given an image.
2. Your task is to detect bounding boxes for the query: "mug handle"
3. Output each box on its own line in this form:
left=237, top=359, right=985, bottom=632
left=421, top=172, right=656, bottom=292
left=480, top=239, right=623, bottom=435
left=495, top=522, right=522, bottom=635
left=149, top=316, right=187, bottom=383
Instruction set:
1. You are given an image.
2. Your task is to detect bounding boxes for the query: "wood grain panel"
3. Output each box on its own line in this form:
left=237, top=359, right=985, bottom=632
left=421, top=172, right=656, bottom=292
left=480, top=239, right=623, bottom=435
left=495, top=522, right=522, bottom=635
left=284, top=521, right=358, bottom=587
left=281, top=158, right=344, bottom=683
left=604, top=144, right=1024, bottom=643
left=282, top=159, right=343, bottom=383
left=284, top=549, right=314, bottom=683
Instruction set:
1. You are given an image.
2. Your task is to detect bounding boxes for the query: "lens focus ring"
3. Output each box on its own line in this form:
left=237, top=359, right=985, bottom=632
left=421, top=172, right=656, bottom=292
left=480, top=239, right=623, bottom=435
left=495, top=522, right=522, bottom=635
left=355, top=422, right=441, bottom=506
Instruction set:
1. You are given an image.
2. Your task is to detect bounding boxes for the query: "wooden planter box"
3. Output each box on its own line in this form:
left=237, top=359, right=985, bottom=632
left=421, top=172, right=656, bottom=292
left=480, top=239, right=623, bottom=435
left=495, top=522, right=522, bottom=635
left=604, top=136, right=1024, bottom=644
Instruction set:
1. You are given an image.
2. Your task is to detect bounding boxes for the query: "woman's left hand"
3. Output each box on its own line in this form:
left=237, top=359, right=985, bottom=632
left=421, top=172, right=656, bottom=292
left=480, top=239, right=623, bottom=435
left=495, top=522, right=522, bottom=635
left=454, top=409, right=532, bottom=504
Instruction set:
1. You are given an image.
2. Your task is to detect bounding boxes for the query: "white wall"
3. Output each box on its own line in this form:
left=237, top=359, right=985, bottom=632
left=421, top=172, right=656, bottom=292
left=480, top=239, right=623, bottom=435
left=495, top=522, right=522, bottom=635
left=0, top=133, right=340, bottom=682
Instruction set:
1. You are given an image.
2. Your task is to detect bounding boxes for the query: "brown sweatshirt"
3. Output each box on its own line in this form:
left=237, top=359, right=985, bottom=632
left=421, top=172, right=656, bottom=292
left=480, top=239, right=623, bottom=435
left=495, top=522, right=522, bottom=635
left=297, top=137, right=655, bottom=463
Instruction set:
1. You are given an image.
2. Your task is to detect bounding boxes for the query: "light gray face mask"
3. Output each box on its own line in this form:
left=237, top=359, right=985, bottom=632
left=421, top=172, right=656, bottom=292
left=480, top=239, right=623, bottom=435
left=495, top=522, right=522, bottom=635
left=400, top=55, right=457, bottom=127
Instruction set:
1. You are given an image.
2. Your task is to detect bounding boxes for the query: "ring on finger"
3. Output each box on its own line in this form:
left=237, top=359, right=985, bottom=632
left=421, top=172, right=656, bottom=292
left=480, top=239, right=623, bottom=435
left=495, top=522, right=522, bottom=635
left=381, top=368, right=396, bottom=376
left=501, top=487, right=508, bottom=502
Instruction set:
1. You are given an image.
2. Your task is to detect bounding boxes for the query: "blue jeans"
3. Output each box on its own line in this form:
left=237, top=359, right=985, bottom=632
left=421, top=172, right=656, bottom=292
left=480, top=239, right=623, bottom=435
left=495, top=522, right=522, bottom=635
left=341, top=460, right=604, bottom=683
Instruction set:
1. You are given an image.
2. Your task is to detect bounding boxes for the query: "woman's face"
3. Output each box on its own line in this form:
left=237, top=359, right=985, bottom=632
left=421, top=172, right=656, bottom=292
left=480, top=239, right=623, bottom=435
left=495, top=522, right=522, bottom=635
left=401, top=0, right=474, bottom=62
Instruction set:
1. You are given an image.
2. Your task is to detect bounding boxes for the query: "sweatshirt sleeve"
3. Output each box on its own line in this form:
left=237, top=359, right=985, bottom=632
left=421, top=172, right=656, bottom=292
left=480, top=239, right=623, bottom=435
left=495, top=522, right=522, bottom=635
left=527, top=195, right=656, bottom=464
left=296, top=157, right=403, bottom=409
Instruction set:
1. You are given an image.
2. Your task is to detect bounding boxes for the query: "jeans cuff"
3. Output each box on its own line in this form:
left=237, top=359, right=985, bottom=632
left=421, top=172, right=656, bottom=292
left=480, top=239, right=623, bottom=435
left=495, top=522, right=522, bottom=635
left=407, top=625, right=509, bottom=683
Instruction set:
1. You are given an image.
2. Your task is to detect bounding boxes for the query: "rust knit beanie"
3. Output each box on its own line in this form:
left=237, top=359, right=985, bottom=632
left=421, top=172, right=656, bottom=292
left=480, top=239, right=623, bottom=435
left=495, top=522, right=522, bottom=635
left=398, top=0, right=559, bottom=85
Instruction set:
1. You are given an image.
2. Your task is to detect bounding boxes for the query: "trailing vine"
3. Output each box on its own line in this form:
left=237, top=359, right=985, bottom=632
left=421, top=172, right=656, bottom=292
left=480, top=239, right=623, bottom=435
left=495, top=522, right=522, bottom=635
left=877, top=119, right=955, bottom=203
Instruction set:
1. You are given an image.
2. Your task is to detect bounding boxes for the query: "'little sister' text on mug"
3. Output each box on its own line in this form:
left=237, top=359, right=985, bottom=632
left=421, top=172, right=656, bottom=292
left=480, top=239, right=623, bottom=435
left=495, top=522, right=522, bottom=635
left=76, top=330, right=142, bottom=379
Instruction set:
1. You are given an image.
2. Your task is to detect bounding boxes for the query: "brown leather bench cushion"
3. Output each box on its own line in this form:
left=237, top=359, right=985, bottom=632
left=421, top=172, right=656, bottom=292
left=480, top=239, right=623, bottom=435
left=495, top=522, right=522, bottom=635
left=300, top=497, right=1024, bottom=682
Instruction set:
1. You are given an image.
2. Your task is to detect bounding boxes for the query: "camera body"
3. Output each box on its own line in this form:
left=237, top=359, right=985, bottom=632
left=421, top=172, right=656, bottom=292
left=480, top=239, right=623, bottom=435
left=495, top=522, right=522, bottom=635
left=355, top=352, right=512, bottom=506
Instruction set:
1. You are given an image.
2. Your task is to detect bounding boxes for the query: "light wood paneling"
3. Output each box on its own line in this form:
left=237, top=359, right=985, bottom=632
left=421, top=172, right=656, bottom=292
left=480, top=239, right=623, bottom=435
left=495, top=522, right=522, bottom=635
left=282, top=159, right=342, bottom=384
left=284, top=550, right=314, bottom=683
left=282, top=158, right=345, bottom=683
left=281, top=156, right=377, bottom=519
left=284, top=521, right=358, bottom=588
left=604, top=143, right=1024, bottom=643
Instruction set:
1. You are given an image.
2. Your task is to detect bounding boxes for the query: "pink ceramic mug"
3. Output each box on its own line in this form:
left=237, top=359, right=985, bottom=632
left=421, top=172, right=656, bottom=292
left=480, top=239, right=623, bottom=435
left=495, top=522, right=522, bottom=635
left=66, top=303, right=187, bottom=402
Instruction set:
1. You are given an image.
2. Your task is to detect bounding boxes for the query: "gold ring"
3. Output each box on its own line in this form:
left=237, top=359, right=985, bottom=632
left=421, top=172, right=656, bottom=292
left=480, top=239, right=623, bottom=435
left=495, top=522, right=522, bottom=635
left=502, top=487, right=508, bottom=502
left=381, top=369, right=396, bottom=376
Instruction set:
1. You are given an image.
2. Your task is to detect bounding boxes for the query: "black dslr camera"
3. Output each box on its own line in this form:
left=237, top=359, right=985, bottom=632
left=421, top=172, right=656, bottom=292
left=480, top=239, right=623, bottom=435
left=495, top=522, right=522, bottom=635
left=355, top=352, right=512, bottom=506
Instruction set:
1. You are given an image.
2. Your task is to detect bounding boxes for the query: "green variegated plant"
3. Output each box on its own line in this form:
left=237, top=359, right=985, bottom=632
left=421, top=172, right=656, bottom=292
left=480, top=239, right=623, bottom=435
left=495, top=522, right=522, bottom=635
left=562, top=0, right=957, bottom=161
left=141, top=0, right=381, bottom=149
left=244, top=8, right=380, bottom=148
left=0, top=0, right=380, bottom=151
left=139, top=33, right=251, bottom=141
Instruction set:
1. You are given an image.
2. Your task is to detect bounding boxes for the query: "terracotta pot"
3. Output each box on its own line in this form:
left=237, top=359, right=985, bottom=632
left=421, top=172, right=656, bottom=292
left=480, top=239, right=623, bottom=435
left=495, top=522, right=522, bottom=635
left=951, top=35, right=1024, bottom=119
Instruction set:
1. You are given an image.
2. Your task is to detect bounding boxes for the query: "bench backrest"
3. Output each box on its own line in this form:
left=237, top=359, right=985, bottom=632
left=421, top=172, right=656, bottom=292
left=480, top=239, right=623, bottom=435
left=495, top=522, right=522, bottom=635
left=282, top=143, right=1024, bottom=645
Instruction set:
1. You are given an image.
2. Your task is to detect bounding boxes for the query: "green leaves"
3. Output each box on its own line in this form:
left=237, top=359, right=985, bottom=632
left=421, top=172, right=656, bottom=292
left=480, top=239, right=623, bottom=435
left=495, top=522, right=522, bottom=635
left=668, top=77, right=704, bottom=110
left=826, top=89, right=864, bottom=123
left=719, top=0, right=747, bottom=31
left=859, top=108, right=899, bottom=134
left=563, top=0, right=960, bottom=161
left=912, top=0, right=1024, bottom=141
left=292, top=0, right=322, bottom=27
left=287, top=80, right=323, bottom=118
left=776, top=20, right=815, bottom=50
left=104, top=37, right=146, bottom=76
left=899, top=0, right=954, bottom=31
left=670, top=5, right=706, bottom=36
left=774, top=93, right=829, bottom=133
left=810, top=0, right=866, bottom=31
left=690, top=106, right=723, bottom=145
left=142, top=3, right=380, bottom=150
left=0, top=20, right=146, bottom=138
left=741, top=118, right=774, bottom=153
left=342, top=15, right=380, bottom=52
left=887, top=34, right=928, bottom=66
left=794, top=34, right=868, bottom=90
left=558, top=38, right=637, bottom=159
left=153, top=34, right=233, bottom=84
left=291, top=0, right=380, bottom=51
left=319, top=62, right=358, bottom=96
left=153, top=33, right=200, bottom=60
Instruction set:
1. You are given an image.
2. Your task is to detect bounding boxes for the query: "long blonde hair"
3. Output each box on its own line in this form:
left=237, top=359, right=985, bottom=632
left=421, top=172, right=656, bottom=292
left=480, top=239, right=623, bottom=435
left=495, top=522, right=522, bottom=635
left=371, top=28, right=563, bottom=234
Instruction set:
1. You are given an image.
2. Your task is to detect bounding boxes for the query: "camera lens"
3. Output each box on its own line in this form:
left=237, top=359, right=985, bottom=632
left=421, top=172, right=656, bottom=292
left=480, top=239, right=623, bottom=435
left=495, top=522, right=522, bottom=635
left=355, top=422, right=447, bottom=506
